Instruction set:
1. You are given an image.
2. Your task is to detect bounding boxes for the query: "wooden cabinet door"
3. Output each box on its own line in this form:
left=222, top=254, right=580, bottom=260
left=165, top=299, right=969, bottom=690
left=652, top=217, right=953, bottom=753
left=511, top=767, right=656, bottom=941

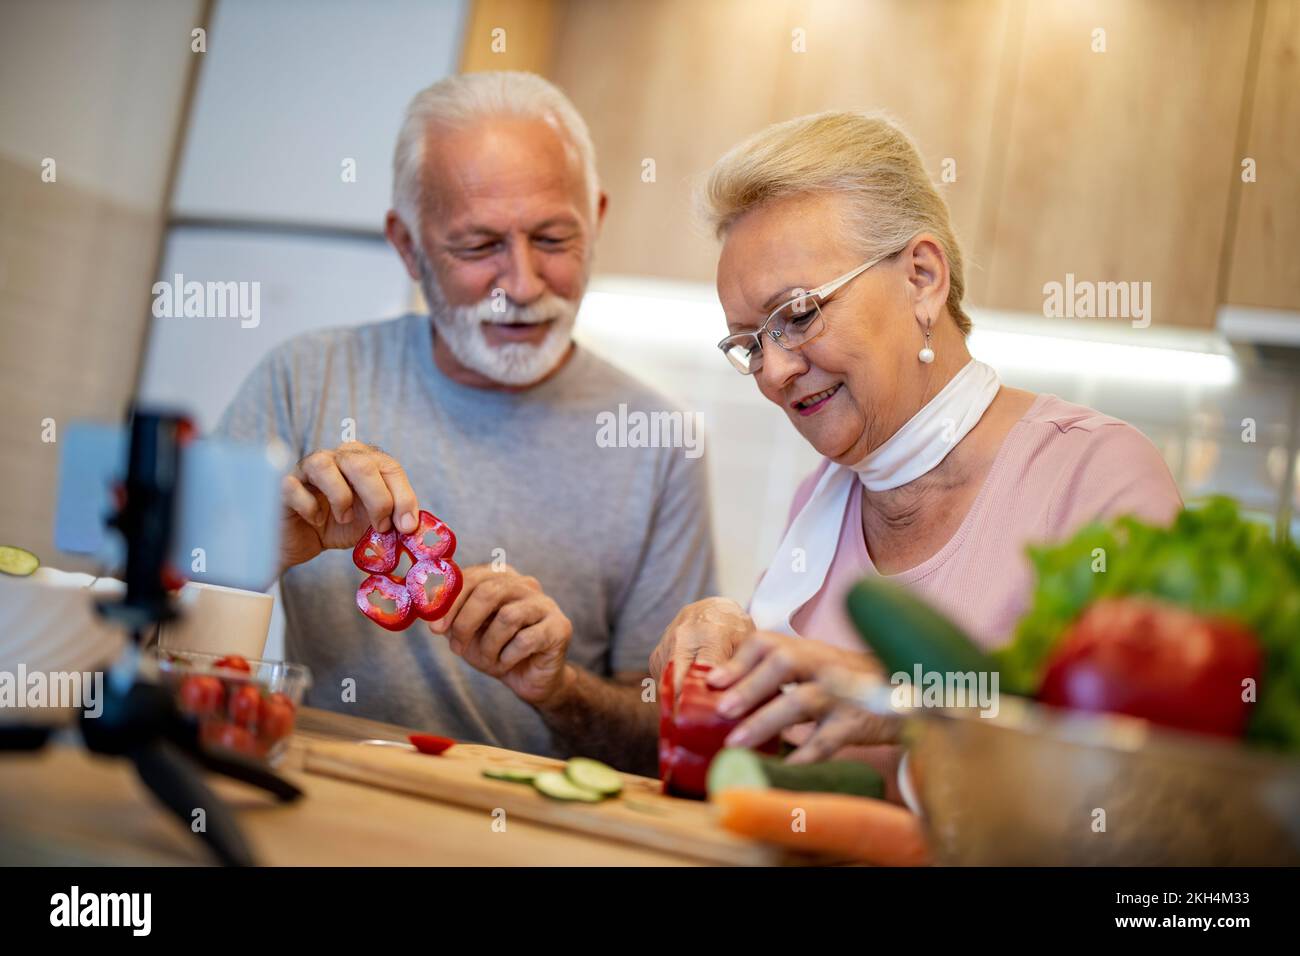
left=1225, top=0, right=1300, bottom=312
left=981, top=0, right=1256, bottom=329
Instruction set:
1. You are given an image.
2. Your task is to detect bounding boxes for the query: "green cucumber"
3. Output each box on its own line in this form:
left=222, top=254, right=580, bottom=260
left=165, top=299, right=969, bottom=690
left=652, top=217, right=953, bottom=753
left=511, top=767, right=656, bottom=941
left=0, top=546, right=39, bottom=577
left=482, top=767, right=537, bottom=784
left=564, top=757, right=622, bottom=796
left=845, top=577, right=993, bottom=678
left=531, top=770, right=604, bottom=802
left=707, top=748, right=885, bottom=799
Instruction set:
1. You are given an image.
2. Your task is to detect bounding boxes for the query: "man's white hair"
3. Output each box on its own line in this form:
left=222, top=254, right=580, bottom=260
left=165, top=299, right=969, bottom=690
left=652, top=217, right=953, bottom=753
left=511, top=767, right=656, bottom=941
left=392, top=71, right=599, bottom=242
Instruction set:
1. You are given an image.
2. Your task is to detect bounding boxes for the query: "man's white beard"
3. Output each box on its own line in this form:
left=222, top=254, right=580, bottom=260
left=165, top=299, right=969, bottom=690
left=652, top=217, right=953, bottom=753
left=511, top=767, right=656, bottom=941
left=418, top=254, right=579, bottom=387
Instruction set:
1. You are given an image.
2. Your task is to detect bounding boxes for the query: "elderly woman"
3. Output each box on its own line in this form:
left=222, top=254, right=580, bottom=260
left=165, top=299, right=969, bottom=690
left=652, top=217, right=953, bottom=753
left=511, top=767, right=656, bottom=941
left=651, top=111, right=1181, bottom=782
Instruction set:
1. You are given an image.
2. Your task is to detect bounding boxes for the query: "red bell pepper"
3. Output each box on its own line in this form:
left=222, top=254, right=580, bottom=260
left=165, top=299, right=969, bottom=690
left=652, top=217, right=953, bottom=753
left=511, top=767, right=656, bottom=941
left=355, top=573, right=416, bottom=631
left=353, top=526, right=401, bottom=574
left=409, top=733, right=456, bottom=755
left=659, top=661, right=778, bottom=799
left=400, top=510, right=456, bottom=562
left=351, top=512, right=462, bottom=632
left=406, top=558, right=463, bottom=622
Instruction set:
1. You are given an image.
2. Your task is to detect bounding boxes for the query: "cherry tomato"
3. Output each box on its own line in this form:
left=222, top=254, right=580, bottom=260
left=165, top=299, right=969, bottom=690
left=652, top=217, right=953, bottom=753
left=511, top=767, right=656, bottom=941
left=213, top=654, right=252, bottom=674
left=258, top=696, right=296, bottom=742
left=228, top=684, right=263, bottom=729
left=178, top=675, right=224, bottom=717
left=1038, top=597, right=1261, bottom=737
left=201, top=720, right=259, bottom=757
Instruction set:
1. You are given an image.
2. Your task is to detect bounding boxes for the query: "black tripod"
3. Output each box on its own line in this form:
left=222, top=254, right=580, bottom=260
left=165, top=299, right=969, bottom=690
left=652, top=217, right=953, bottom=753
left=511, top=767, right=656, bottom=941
left=1, top=410, right=301, bottom=866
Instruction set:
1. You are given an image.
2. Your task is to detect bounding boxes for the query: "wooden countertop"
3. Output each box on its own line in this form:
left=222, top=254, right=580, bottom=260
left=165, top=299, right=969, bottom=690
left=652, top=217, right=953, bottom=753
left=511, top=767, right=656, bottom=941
left=0, top=707, right=698, bottom=866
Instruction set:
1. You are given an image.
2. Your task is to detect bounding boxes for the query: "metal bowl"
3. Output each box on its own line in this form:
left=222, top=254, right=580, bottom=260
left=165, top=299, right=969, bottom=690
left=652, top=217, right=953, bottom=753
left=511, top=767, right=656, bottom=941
left=902, top=696, right=1300, bottom=866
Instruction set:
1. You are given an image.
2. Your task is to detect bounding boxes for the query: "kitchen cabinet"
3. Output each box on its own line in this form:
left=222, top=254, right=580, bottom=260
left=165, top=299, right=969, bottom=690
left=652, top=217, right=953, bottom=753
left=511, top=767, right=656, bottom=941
left=980, top=0, right=1256, bottom=330
left=525, top=0, right=1293, bottom=331
left=547, top=0, right=1013, bottom=292
left=1224, top=0, right=1300, bottom=313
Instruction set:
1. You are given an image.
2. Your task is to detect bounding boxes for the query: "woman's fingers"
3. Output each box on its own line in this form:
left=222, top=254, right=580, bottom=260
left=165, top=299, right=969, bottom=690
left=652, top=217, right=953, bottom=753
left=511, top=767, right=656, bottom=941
left=716, top=638, right=808, bottom=718
left=725, top=683, right=827, bottom=748
left=707, top=631, right=777, bottom=689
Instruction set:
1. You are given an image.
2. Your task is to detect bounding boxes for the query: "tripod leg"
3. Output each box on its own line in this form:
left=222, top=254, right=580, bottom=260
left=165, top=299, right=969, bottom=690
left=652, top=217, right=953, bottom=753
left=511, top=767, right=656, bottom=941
left=130, top=740, right=257, bottom=866
left=191, top=747, right=304, bottom=802
left=0, top=725, right=55, bottom=750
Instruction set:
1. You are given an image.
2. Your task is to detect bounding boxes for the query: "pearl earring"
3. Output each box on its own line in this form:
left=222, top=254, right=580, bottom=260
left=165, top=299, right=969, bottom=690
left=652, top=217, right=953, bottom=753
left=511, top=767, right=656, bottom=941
left=918, top=323, right=935, bottom=364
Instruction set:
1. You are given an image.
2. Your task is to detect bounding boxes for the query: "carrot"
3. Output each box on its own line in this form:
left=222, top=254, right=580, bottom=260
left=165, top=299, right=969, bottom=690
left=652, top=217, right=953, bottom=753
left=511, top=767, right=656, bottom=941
left=715, top=787, right=931, bottom=866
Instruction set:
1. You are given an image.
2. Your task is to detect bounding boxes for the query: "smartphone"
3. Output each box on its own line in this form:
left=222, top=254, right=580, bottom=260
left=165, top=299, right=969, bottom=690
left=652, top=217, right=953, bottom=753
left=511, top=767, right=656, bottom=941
left=54, top=421, right=288, bottom=592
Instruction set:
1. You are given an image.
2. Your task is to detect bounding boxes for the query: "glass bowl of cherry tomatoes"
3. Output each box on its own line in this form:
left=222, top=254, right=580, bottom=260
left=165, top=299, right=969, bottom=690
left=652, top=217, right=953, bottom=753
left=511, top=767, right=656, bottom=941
left=155, top=649, right=312, bottom=765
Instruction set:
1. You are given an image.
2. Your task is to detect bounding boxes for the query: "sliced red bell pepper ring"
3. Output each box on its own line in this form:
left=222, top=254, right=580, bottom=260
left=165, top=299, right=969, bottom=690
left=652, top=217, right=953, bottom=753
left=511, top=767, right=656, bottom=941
left=353, top=526, right=401, bottom=574
left=400, top=510, right=456, bottom=562
left=356, top=573, right=415, bottom=631
left=406, top=557, right=463, bottom=622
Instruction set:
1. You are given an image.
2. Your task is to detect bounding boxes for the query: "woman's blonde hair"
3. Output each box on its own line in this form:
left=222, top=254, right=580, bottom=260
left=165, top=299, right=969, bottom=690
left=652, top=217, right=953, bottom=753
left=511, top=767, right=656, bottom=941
left=699, top=111, right=971, bottom=334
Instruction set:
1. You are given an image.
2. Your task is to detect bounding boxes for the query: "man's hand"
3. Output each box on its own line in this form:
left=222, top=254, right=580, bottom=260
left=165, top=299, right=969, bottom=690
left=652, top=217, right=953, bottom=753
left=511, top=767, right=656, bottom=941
left=706, top=630, right=899, bottom=762
left=280, top=443, right=421, bottom=572
left=648, top=597, right=753, bottom=701
left=429, top=565, right=573, bottom=706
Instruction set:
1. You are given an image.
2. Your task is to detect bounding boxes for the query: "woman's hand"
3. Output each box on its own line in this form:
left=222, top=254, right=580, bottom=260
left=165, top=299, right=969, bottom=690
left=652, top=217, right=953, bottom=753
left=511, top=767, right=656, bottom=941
left=649, top=597, right=753, bottom=700
left=707, top=630, right=901, bottom=762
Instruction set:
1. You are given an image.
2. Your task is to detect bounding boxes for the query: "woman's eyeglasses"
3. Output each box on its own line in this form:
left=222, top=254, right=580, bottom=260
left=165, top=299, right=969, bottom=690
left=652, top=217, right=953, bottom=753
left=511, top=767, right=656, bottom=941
left=717, top=250, right=895, bottom=375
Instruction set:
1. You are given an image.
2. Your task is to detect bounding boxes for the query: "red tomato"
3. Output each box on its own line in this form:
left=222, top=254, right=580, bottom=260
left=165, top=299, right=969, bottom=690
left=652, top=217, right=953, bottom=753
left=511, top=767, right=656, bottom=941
left=228, top=684, right=263, bottom=729
left=178, top=675, right=224, bottom=717
left=1038, top=597, right=1261, bottom=737
left=258, top=696, right=296, bottom=742
left=201, top=720, right=259, bottom=757
left=213, top=654, right=252, bottom=674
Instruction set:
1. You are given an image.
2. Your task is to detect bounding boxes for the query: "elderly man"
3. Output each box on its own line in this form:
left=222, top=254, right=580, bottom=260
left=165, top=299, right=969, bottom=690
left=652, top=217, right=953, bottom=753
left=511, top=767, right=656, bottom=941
left=217, top=72, right=714, bottom=772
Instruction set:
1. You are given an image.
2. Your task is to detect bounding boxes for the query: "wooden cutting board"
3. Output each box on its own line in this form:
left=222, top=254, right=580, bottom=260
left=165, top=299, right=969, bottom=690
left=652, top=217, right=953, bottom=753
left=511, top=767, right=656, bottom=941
left=299, top=738, right=801, bottom=866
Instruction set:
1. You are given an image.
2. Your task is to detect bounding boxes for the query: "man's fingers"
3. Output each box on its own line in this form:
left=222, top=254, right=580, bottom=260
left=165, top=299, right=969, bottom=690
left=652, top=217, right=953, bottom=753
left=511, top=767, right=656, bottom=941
left=282, top=475, right=325, bottom=527
left=298, top=452, right=355, bottom=524
left=335, top=449, right=396, bottom=533
left=427, top=564, right=493, bottom=634
left=375, top=453, right=420, bottom=534
left=446, top=573, right=535, bottom=645
left=498, top=622, right=549, bottom=672
left=478, top=597, right=547, bottom=667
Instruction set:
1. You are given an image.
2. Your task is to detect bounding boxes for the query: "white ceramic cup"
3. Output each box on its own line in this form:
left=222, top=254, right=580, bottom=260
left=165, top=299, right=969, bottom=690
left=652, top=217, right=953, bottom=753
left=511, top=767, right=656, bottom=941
left=160, top=582, right=273, bottom=660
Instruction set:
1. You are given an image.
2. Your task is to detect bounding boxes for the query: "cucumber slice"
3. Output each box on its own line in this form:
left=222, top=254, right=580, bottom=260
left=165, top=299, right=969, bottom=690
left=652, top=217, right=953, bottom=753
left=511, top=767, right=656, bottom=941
left=564, top=757, right=622, bottom=796
left=706, top=748, right=770, bottom=793
left=532, top=770, right=604, bottom=802
left=482, top=767, right=537, bottom=784
left=0, top=546, right=39, bottom=577
left=707, top=747, right=885, bottom=799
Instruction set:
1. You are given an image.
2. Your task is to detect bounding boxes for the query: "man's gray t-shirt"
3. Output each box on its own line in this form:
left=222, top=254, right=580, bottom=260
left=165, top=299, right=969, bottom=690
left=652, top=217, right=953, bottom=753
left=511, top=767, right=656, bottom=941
left=217, top=313, right=716, bottom=756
